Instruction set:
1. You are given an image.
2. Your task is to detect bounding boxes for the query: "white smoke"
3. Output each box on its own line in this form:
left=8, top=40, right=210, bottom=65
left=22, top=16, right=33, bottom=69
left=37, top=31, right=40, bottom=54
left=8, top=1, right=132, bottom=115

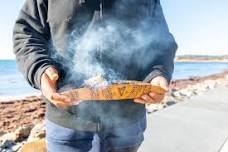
left=71, top=18, right=164, bottom=82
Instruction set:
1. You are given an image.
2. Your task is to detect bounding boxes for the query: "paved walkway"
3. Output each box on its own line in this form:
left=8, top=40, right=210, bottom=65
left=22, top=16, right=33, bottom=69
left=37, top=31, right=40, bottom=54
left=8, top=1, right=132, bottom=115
left=139, top=86, right=228, bottom=152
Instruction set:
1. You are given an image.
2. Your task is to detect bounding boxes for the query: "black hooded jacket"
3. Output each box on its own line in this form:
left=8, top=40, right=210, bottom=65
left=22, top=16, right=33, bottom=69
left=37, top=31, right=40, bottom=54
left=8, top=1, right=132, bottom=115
left=13, top=0, right=177, bottom=131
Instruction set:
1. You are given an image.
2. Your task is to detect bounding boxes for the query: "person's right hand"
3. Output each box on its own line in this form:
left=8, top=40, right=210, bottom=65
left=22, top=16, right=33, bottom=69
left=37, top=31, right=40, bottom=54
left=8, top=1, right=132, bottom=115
left=40, top=67, right=75, bottom=107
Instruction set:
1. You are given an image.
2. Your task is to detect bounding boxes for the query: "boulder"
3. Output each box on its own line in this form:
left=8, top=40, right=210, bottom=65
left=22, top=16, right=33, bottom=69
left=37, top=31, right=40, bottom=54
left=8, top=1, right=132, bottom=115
left=146, top=103, right=166, bottom=113
left=0, top=131, right=6, bottom=137
left=171, top=91, right=184, bottom=100
left=0, top=140, right=16, bottom=149
left=204, top=80, right=216, bottom=89
left=14, top=125, right=33, bottom=142
left=0, top=125, right=33, bottom=152
left=179, top=88, right=193, bottom=98
left=27, top=122, right=46, bottom=142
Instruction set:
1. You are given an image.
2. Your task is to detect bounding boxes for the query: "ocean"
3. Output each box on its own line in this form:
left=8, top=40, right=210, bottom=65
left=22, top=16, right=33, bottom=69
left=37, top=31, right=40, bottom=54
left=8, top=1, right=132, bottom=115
left=0, top=60, right=228, bottom=96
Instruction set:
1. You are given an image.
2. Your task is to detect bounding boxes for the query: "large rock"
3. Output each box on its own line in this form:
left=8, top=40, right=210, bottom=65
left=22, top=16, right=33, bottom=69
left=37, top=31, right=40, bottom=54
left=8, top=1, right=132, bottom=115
left=203, top=80, right=216, bottom=89
left=27, top=122, right=46, bottom=142
left=179, top=88, right=194, bottom=98
left=0, top=140, right=16, bottom=149
left=0, top=131, right=6, bottom=137
left=171, top=90, right=184, bottom=100
left=0, top=142, right=25, bottom=152
left=0, top=125, right=33, bottom=152
left=14, top=125, right=33, bottom=142
left=146, top=103, right=165, bottom=113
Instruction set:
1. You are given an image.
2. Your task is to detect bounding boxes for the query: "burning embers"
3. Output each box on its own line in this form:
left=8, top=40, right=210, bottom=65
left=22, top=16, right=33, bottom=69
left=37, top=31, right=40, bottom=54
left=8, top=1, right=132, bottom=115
left=83, top=74, right=109, bottom=88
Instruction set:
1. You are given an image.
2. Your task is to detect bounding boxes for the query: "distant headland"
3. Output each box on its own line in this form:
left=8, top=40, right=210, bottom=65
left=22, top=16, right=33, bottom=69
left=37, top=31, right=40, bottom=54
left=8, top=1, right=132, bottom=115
left=175, top=54, right=228, bottom=62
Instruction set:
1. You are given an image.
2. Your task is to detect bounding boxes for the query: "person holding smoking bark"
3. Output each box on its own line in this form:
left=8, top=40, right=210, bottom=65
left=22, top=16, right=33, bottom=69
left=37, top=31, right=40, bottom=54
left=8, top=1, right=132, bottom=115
left=13, top=0, right=177, bottom=151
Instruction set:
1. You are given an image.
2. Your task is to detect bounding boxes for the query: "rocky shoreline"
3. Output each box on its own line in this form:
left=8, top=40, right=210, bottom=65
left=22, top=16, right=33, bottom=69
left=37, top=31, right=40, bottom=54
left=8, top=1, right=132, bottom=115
left=170, top=70, right=228, bottom=100
left=0, top=70, right=228, bottom=152
left=146, top=70, right=228, bottom=112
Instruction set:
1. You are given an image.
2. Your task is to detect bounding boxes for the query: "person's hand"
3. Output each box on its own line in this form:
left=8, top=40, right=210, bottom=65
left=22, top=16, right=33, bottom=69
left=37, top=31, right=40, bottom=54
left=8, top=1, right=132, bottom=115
left=134, top=76, right=169, bottom=104
left=41, top=67, right=76, bottom=107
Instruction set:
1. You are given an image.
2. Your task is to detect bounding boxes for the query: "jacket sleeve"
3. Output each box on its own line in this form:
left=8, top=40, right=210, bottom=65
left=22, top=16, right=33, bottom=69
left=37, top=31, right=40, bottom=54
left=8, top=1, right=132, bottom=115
left=143, top=0, right=178, bottom=84
left=13, top=0, right=56, bottom=89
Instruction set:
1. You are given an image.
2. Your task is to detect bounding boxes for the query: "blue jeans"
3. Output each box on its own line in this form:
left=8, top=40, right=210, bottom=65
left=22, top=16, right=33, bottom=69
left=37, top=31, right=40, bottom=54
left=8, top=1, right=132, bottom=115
left=46, top=115, right=146, bottom=152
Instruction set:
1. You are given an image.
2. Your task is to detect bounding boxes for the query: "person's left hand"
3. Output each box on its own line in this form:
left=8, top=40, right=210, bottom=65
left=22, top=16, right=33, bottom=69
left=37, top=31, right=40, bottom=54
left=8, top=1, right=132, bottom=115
left=134, top=76, right=169, bottom=104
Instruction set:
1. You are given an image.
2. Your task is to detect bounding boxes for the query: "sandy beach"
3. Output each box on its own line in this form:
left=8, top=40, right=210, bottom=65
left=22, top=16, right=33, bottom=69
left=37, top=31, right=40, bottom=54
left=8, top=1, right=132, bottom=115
left=0, top=70, right=227, bottom=151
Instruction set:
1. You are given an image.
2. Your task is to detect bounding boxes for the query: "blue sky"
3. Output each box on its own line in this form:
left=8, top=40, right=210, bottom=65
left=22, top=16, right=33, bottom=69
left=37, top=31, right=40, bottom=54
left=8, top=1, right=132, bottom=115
left=0, top=0, right=228, bottom=59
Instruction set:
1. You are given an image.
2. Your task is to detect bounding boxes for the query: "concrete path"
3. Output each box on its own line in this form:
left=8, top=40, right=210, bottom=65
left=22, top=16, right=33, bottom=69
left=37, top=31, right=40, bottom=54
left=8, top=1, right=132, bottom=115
left=139, top=86, right=228, bottom=152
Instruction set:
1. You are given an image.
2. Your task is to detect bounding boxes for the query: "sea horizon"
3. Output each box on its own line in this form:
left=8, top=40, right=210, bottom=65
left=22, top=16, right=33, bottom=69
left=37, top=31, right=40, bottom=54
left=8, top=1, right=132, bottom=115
left=0, top=59, right=228, bottom=97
